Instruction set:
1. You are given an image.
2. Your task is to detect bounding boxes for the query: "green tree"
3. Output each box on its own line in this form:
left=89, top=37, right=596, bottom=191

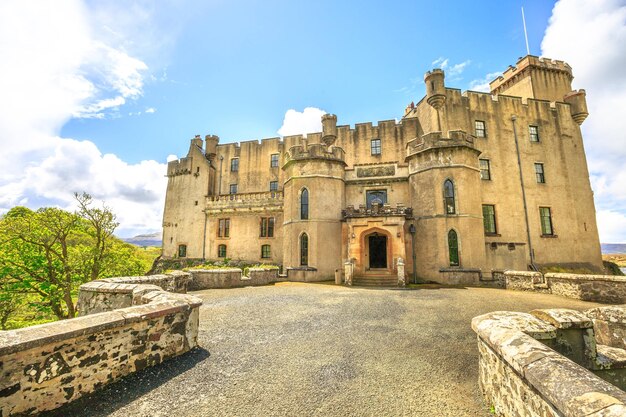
left=0, top=194, right=152, bottom=323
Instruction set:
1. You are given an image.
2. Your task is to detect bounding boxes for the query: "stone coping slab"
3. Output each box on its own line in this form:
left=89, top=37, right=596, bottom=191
left=531, top=308, right=594, bottom=329
left=546, top=273, right=626, bottom=283
left=587, top=305, right=626, bottom=322
left=473, top=310, right=626, bottom=416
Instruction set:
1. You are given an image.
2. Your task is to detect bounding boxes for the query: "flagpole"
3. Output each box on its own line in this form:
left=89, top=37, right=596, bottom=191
left=522, top=7, right=530, bottom=55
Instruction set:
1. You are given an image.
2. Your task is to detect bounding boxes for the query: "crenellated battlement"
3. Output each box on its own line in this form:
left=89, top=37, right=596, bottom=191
left=167, top=157, right=192, bottom=176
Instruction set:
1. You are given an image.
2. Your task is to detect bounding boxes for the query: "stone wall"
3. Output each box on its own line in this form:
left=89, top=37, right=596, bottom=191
left=0, top=274, right=202, bottom=416
left=187, top=267, right=279, bottom=290
left=472, top=309, right=626, bottom=416
left=504, top=271, right=626, bottom=303
left=77, top=271, right=191, bottom=316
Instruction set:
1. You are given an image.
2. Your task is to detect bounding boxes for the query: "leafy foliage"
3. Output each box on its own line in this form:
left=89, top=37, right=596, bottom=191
left=0, top=193, right=159, bottom=327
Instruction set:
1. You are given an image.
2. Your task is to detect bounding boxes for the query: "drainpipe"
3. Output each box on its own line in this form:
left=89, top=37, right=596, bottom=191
left=202, top=210, right=207, bottom=261
left=511, top=115, right=536, bottom=269
left=409, top=223, right=417, bottom=284
left=218, top=155, right=224, bottom=196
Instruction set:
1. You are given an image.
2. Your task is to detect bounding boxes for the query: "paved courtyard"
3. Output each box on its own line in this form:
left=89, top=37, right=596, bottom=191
left=48, top=283, right=601, bottom=417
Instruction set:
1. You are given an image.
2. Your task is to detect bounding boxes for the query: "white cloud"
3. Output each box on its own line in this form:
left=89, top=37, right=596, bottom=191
left=145, top=107, right=156, bottom=113
left=468, top=72, right=502, bottom=92
left=449, top=60, right=471, bottom=76
left=431, top=57, right=449, bottom=68
left=430, top=57, right=471, bottom=79
left=541, top=0, right=626, bottom=242
left=277, top=107, right=327, bottom=137
left=0, top=0, right=168, bottom=237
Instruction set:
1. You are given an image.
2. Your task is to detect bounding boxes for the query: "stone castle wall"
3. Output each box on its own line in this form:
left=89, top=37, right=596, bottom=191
left=472, top=309, right=626, bottom=416
left=0, top=273, right=202, bottom=416
left=504, top=271, right=626, bottom=303
left=187, top=267, right=279, bottom=290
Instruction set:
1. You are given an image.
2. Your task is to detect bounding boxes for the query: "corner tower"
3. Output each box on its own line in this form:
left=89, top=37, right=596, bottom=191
left=489, top=55, right=576, bottom=103
left=281, top=114, right=346, bottom=281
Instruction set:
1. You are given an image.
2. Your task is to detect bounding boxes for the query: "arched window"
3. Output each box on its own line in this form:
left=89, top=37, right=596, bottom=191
left=300, top=188, right=309, bottom=220
left=218, top=244, right=227, bottom=258
left=300, top=233, right=309, bottom=266
left=444, top=179, right=456, bottom=214
left=448, top=230, right=459, bottom=266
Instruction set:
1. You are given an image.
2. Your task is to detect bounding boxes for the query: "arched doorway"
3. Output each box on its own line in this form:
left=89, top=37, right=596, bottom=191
left=368, top=233, right=387, bottom=269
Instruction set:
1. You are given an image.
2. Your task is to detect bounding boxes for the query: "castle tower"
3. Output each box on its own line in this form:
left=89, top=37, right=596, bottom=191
left=489, top=55, right=574, bottom=103
left=281, top=119, right=346, bottom=281
left=406, top=129, right=487, bottom=282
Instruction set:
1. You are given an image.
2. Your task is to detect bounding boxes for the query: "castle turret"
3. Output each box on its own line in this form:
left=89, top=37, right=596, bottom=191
left=321, top=113, right=338, bottom=147
left=563, top=89, right=589, bottom=125
left=191, top=135, right=203, bottom=150
left=205, top=134, right=219, bottom=160
left=425, top=69, right=446, bottom=110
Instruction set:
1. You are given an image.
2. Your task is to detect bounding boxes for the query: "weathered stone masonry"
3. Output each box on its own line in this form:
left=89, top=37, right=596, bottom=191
left=472, top=307, right=626, bottom=416
left=0, top=272, right=201, bottom=416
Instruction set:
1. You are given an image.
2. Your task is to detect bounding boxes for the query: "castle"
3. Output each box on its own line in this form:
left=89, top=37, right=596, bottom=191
left=161, top=55, right=603, bottom=285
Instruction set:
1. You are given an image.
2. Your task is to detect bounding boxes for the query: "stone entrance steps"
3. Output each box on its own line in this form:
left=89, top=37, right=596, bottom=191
left=353, top=275, right=397, bottom=287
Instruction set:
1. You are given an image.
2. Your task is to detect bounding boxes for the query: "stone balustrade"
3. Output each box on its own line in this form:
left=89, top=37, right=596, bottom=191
left=206, top=191, right=283, bottom=213
left=0, top=273, right=202, bottom=416
left=342, top=203, right=413, bottom=219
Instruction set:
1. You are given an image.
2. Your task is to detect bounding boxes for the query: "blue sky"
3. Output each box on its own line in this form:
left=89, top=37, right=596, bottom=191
left=1, top=0, right=626, bottom=242
left=61, top=0, right=553, bottom=162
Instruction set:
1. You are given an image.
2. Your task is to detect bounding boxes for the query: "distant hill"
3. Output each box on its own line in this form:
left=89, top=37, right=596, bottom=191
left=122, top=232, right=162, bottom=247
left=602, top=243, right=626, bottom=254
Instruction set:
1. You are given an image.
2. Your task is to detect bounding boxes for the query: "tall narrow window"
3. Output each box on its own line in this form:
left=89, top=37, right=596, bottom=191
left=535, top=163, right=545, bottom=183
left=444, top=180, right=456, bottom=214
left=218, top=244, right=227, bottom=257
left=529, top=125, right=539, bottom=142
left=270, top=154, right=279, bottom=168
left=300, top=233, right=309, bottom=266
left=269, top=181, right=278, bottom=191
left=178, top=244, right=187, bottom=258
left=371, top=139, right=381, bottom=156
left=475, top=120, right=486, bottom=138
left=260, top=217, right=275, bottom=237
left=261, top=244, right=271, bottom=259
left=230, top=158, right=239, bottom=172
left=479, top=159, right=491, bottom=180
left=229, top=184, right=238, bottom=194
left=540, top=207, right=554, bottom=236
left=218, top=218, right=230, bottom=238
left=448, top=230, right=459, bottom=266
left=482, top=205, right=497, bottom=235
left=300, top=188, right=309, bottom=220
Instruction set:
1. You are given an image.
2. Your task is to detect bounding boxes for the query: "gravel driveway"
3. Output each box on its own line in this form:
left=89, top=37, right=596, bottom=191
left=47, top=283, right=601, bottom=417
